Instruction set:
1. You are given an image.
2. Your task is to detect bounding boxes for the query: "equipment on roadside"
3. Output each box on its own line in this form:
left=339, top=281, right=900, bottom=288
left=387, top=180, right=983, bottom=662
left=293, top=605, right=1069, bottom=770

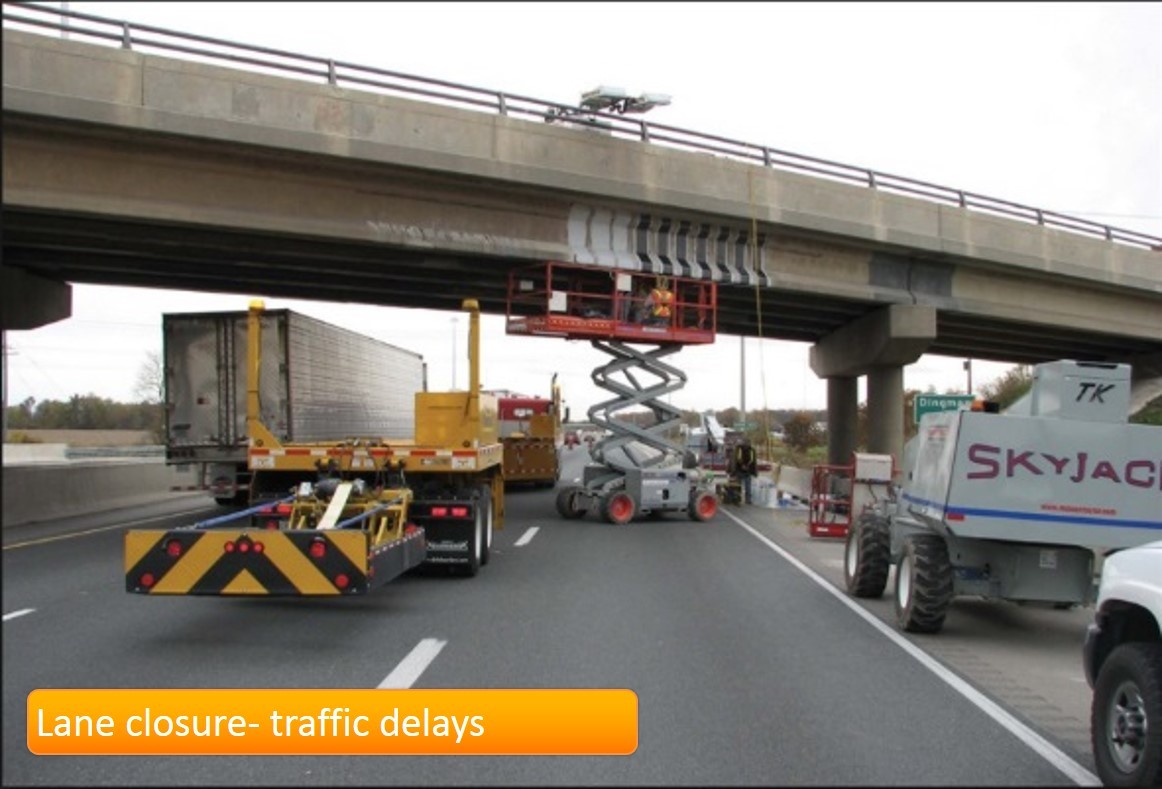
left=808, top=454, right=895, bottom=539
left=506, top=261, right=719, bottom=524
left=843, top=360, right=1161, bottom=633
left=125, top=299, right=504, bottom=596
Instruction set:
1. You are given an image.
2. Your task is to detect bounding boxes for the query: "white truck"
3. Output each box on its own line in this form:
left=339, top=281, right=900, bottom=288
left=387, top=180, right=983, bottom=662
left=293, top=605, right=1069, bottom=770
left=843, top=360, right=1161, bottom=633
left=163, top=309, right=427, bottom=505
left=1084, top=539, right=1162, bottom=787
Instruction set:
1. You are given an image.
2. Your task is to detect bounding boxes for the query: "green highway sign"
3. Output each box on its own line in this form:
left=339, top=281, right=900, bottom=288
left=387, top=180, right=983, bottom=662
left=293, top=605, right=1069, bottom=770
left=913, top=394, right=975, bottom=424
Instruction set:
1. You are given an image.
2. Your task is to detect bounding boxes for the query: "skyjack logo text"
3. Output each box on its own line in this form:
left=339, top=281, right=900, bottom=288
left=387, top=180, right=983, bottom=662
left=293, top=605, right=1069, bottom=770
left=964, top=444, right=1162, bottom=490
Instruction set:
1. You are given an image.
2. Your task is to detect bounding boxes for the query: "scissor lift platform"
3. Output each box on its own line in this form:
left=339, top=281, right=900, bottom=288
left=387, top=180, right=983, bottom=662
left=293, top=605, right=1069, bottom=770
left=506, top=261, right=719, bottom=524
left=505, top=261, right=716, bottom=345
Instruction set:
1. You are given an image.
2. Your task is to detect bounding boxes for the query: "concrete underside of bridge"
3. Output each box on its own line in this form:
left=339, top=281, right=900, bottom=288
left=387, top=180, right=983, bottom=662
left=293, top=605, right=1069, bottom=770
left=3, top=27, right=1160, bottom=460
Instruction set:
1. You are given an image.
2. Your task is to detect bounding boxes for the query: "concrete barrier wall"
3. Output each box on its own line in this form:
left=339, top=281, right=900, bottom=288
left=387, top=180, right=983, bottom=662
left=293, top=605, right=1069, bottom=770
left=1, top=460, right=200, bottom=527
left=2, top=443, right=69, bottom=464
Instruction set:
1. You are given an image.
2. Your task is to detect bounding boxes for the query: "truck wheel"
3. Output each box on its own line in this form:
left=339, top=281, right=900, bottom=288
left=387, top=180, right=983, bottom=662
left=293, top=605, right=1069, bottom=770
left=555, top=486, right=587, bottom=519
left=845, top=513, right=890, bottom=598
left=1091, top=642, right=1162, bottom=788
left=477, top=485, right=493, bottom=566
left=894, top=533, right=953, bottom=633
left=689, top=491, right=718, bottom=522
left=461, top=501, right=484, bottom=578
left=601, top=490, right=636, bottom=525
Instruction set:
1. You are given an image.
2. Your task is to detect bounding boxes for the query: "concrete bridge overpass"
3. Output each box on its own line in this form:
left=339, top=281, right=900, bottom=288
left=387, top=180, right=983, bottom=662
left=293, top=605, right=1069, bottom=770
left=3, top=7, right=1160, bottom=468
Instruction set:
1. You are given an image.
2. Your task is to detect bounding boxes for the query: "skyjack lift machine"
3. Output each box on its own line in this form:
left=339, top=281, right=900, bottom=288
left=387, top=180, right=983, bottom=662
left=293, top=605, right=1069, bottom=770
left=506, top=261, right=720, bottom=524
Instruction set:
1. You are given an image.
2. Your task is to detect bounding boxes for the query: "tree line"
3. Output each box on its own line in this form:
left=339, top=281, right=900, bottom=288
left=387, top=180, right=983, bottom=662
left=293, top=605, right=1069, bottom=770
left=6, top=395, right=164, bottom=437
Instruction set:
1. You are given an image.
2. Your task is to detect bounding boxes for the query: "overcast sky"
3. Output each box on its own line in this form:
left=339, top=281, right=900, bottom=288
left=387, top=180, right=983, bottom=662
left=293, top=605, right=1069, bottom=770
left=5, top=2, right=1160, bottom=417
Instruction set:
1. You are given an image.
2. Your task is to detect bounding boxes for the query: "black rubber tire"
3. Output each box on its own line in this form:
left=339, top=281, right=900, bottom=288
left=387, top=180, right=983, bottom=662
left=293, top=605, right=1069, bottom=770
left=477, top=485, right=493, bottom=567
left=1091, top=642, right=1162, bottom=788
left=555, top=486, right=587, bottom=519
left=894, top=533, right=953, bottom=634
left=689, top=490, right=718, bottom=522
left=460, top=500, right=483, bottom=578
left=844, top=513, right=891, bottom=598
left=600, top=490, right=636, bottom=525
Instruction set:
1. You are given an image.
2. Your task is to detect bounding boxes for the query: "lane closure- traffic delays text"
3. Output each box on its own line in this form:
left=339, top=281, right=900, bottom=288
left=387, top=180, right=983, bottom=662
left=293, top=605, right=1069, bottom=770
left=38, top=707, right=484, bottom=743
left=26, top=688, right=637, bottom=755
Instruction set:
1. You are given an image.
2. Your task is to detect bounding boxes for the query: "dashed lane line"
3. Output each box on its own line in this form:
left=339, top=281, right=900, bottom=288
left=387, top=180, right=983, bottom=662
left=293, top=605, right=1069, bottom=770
left=377, top=638, right=447, bottom=689
left=514, top=527, right=540, bottom=547
left=2, top=608, right=36, bottom=622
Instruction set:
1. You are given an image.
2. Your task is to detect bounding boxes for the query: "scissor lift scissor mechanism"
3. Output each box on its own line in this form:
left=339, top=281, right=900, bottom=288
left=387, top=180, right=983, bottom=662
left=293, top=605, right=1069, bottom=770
left=505, top=261, right=721, bottom=524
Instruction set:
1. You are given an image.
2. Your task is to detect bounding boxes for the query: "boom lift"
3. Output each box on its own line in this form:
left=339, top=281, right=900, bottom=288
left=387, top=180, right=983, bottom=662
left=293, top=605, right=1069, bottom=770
left=506, top=261, right=720, bottom=524
left=125, top=299, right=504, bottom=596
left=843, top=360, right=1162, bottom=633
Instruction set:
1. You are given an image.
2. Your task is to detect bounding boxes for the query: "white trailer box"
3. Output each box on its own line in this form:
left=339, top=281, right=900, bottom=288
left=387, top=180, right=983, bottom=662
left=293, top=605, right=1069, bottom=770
left=163, top=309, right=427, bottom=503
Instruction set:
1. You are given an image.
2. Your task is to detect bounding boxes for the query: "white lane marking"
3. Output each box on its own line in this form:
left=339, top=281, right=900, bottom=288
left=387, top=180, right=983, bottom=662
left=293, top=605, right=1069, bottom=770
left=723, top=510, right=1100, bottom=787
left=2, top=507, right=216, bottom=550
left=378, top=638, right=447, bottom=689
left=514, top=527, right=540, bottom=547
left=2, top=608, right=35, bottom=622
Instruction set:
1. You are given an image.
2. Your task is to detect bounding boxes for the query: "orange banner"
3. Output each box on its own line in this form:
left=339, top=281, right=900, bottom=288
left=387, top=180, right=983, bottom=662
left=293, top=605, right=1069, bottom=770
left=27, top=689, right=637, bottom=755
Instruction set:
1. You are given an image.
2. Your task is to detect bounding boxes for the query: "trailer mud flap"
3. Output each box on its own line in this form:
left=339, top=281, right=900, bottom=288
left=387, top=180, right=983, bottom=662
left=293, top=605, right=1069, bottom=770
left=124, top=529, right=422, bottom=596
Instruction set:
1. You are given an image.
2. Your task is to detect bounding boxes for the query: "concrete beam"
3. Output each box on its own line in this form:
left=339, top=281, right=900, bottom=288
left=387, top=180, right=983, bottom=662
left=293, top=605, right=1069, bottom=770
left=809, top=304, right=937, bottom=379
left=1, top=267, right=71, bottom=330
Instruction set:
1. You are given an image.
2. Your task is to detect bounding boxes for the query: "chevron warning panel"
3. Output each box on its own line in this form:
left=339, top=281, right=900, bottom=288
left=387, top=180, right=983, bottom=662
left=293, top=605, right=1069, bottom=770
left=124, top=528, right=425, bottom=596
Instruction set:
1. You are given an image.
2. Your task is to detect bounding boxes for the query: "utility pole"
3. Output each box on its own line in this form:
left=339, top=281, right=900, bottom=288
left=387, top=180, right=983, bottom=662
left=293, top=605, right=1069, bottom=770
left=964, top=359, right=973, bottom=394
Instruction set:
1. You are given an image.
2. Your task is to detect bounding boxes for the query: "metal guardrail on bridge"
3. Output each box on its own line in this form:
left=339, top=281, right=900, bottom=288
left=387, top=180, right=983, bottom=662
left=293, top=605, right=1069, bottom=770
left=4, top=1, right=1160, bottom=251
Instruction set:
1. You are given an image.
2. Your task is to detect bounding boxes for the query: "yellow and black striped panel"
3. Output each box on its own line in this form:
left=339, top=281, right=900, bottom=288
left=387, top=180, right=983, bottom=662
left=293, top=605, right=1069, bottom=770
left=124, top=529, right=372, bottom=596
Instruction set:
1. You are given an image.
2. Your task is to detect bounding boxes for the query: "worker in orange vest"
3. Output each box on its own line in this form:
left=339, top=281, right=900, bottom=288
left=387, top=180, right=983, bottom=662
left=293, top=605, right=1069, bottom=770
left=644, top=276, right=673, bottom=326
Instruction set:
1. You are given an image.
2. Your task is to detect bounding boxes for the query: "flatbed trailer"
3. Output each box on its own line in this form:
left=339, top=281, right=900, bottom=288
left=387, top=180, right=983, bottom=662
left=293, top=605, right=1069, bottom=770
left=125, top=299, right=504, bottom=596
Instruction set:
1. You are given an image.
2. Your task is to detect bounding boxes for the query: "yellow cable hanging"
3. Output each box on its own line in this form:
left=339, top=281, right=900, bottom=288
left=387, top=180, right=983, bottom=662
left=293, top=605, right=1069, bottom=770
left=747, top=169, right=772, bottom=464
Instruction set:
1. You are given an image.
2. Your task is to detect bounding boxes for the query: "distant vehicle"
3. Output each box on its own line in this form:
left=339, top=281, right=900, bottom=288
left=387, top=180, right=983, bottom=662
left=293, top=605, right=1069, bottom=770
left=564, top=430, right=581, bottom=448
left=1084, top=539, right=1162, bottom=787
left=493, top=378, right=565, bottom=488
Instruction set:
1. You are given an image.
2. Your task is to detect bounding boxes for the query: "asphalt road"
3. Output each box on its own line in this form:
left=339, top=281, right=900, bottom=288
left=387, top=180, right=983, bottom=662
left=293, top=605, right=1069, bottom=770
left=2, top=452, right=1100, bottom=786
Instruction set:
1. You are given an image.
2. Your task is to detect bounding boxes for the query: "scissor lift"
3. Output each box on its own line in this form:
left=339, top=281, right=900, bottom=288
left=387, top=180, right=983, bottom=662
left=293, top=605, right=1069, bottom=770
left=506, top=261, right=720, bottom=524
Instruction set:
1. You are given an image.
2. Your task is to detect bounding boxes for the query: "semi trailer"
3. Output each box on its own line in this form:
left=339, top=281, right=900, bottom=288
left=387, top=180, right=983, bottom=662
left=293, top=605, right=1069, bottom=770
left=162, top=308, right=426, bottom=505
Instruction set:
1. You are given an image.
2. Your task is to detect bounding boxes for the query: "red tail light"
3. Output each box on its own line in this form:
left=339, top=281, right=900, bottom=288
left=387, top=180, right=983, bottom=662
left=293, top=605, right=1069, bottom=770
left=165, top=540, right=183, bottom=558
left=252, top=541, right=264, bottom=554
left=275, top=504, right=292, bottom=515
left=430, top=506, right=449, bottom=517
left=334, top=573, right=349, bottom=590
left=451, top=506, right=469, bottom=518
left=224, top=541, right=236, bottom=553
left=238, top=540, right=251, bottom=553
left=309, top=540, right=326, bottom=559
left=265, top=521, right=279, bottom=530
left=140, top=572, right=155, bottom=588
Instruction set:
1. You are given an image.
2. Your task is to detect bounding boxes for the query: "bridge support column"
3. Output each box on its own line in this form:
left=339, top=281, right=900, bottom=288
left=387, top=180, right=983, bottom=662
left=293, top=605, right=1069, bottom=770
left=826, top=377, right=858, bottom=467
left=809, top=304, right=937, bottom=476
left=1, top=268, right=71, bottom=330
left=866, top=366, right=905, bottom=467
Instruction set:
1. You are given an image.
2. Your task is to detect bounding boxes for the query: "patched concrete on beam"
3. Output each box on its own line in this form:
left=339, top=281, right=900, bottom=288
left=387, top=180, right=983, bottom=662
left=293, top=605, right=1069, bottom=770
left=1, top=268, right=71, bottom=330
left=809, top=304, right=937, bottom=379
